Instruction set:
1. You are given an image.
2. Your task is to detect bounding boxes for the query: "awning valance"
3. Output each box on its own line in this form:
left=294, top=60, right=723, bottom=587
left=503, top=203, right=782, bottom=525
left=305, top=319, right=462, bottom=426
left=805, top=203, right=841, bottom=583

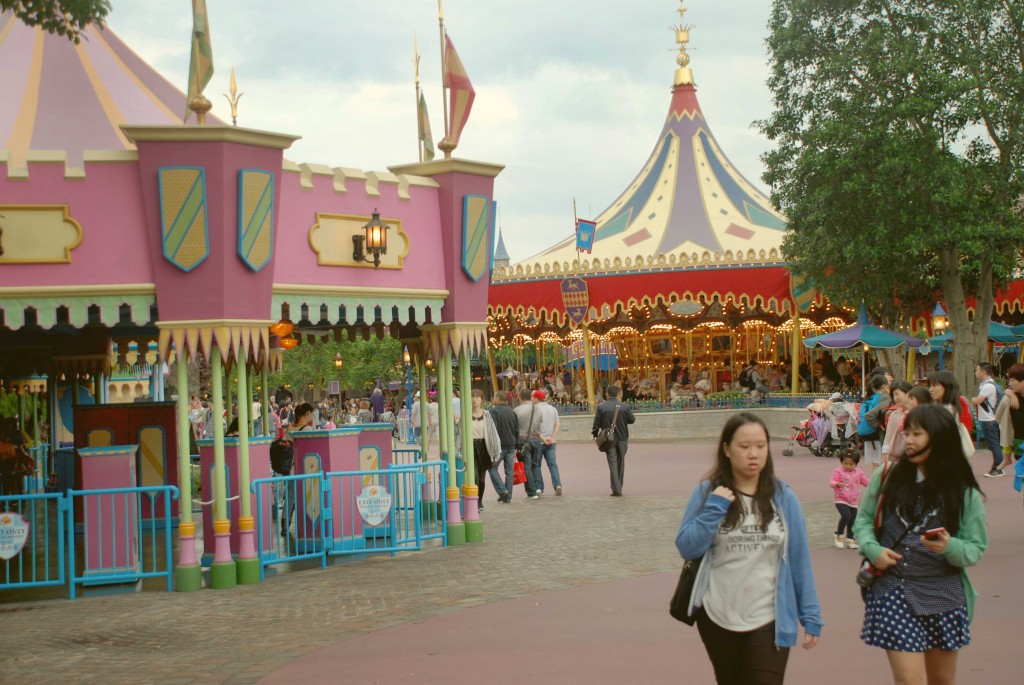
left=272, top=285, right=447, bottom=327
left=0, top=285, right=156, bottom=330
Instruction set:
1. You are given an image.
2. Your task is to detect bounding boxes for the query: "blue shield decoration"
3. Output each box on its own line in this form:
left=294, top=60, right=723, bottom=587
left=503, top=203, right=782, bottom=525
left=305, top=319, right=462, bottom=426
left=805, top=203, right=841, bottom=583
left=158, top=166, right=210, bottom=272
left=575, top=219, right=596, bottom=254
left=561, top=277, right=589, bottom=326
left=462, top=194, right=493, bottom=282
left=237, top=169, right=275, bottom=272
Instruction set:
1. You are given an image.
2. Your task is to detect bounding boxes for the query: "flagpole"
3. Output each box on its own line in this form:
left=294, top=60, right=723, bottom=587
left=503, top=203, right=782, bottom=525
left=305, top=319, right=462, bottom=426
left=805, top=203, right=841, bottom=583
left=414, top=32, right=423, bottom=163
left=438, top=0, right=450, bottom=141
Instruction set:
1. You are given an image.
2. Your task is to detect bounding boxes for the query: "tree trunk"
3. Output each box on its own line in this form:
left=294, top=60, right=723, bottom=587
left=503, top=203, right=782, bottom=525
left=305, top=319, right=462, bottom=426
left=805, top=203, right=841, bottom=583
left=938, top=247, right=994, bottom=401
left=876, top=348, right=907, bottom=385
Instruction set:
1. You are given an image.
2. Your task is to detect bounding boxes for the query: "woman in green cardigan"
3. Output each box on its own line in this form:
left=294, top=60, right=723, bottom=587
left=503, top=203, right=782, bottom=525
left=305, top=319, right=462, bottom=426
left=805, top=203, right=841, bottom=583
left=853, top=404, right=987, bottom=684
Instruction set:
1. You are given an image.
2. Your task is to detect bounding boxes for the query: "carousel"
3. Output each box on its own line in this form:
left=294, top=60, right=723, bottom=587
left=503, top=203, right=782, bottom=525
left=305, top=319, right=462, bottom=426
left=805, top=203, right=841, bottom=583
left=487, top=12, right=851, bottom=408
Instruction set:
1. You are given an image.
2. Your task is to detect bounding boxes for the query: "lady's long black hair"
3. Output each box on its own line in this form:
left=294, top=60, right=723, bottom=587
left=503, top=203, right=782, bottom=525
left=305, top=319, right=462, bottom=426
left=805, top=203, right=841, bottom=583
left=881, top=404, right=982, bottom=534
left=927, top=370, right=960, bottom=415
left=705, top=412, right=779, bottom=532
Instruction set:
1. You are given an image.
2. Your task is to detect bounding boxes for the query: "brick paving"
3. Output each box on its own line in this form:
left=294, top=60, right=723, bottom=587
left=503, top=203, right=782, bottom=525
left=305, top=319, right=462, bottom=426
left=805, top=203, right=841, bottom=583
left=0, top=439, right=986, bottom=684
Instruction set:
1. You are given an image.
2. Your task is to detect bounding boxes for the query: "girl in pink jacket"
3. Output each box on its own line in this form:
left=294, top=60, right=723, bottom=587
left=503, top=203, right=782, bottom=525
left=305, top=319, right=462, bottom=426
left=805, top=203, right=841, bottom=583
left=830, top=445, right=870, bottom=549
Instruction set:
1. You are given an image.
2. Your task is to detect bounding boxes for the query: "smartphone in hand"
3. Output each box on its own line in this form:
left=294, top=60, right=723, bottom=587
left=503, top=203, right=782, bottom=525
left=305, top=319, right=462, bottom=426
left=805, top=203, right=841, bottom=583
left=924, top=527, right=946, bottom=540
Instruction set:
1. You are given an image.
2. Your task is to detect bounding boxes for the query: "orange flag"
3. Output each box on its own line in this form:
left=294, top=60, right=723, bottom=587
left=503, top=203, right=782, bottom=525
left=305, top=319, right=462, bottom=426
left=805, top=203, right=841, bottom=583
left=443, top=33, right=475, bottom=147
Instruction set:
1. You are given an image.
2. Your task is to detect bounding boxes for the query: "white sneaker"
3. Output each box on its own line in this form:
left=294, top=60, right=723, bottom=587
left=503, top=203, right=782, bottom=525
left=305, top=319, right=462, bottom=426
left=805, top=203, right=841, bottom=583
left=834, top=535, right=846, bottom=549
left=845, top=538, right=859, bottom=549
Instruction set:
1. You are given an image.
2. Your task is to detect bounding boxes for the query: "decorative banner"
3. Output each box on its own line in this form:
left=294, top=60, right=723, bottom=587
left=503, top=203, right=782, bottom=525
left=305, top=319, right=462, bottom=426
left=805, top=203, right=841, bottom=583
left=0, top=512, right=30, bottom=561
left=789, top=273, right=817, bottom=314
left=462, top=194, right=493, bottom=282
left=158, top=166, right=210, bottom=272
left=359, top=445, right=381, bottom=487
left=575, top=219, right=596, bottom=254
left=561, top=277, right=589, bottom=326
left=356, top=485, right=392, bottom=526
left=237, top=169, right=274, bottom=272
left=303, top=454, right=321, bottom=524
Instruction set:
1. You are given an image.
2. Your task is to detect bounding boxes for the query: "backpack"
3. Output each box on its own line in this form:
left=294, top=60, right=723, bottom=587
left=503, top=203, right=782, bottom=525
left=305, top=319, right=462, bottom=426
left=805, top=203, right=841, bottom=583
left=979, top=378, right=1000, bottom=414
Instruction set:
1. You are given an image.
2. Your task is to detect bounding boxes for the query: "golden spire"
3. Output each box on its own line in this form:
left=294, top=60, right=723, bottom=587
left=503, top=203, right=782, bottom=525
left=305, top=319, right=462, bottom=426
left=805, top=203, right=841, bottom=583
left=223, top=67, right=243, bottom=126
left=672, top=0, right=695, bottom=86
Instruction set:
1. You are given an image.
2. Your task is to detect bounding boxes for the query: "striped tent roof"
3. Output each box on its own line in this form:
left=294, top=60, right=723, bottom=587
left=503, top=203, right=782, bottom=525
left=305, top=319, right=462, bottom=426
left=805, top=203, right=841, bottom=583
left=519, top=80, right=786, bottom=267
left=0, top=11, right=220, bottom=169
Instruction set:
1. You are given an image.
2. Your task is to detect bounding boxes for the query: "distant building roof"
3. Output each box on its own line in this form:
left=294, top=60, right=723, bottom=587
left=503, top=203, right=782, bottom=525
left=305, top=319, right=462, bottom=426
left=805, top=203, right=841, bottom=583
left=0, top=11, right=222, bottom=169
left=493, top=229, right=510, bottom=262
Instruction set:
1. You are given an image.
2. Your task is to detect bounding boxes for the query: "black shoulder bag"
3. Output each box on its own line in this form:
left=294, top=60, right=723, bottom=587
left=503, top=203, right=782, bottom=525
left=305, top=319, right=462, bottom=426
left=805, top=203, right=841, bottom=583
left=594, top=403, right=621, bottom=452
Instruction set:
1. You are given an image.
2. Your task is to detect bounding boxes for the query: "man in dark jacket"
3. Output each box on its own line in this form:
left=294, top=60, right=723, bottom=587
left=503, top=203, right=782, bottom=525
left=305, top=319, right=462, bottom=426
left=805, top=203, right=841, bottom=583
left=592, top=384, right=636, bottom=496
left=489, top=391, right=519, bottom=503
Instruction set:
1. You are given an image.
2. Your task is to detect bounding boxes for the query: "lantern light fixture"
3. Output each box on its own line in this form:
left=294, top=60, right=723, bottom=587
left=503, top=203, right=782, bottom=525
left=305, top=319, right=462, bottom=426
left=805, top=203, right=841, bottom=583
left=931, top=303, right=948, bottom=332
left=334, top=352, right=344, bottom=369
left=270, top=319, right=295, bottom=338
left=353, top=209, right=389, bottom=269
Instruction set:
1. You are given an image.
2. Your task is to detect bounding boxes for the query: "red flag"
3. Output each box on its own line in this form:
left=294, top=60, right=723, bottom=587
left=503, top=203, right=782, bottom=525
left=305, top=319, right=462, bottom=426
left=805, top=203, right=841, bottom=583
left=444, top=34, right=475, bottom=147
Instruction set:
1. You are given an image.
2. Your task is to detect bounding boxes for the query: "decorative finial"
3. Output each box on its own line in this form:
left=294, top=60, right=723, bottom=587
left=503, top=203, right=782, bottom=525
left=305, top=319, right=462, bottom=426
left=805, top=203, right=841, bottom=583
left=672, top=0, right=695, bottom=86
left=223, top=67, right=243, bottom=126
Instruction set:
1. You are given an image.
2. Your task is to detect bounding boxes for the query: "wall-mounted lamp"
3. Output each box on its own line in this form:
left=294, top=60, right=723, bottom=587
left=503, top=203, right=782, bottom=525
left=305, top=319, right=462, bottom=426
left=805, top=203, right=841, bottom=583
left=352, top=209, right=389, bottom=269
left=334, top=352, right=344, bottom=369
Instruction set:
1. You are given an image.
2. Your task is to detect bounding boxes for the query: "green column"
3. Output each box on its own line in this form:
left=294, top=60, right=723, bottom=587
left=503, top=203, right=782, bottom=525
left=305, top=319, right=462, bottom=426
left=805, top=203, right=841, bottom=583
left=209, top=346, right=236, bottom=588
left=436, top=354, right=449, bottom=460
left=175, top=351, right=201, bottom=591
left=225, top=363, right=235, bottom=428
left=460, top=348, right=474, bottom=487
left=261, top=366, right=270, bottom=437
left=235, top=359, right=258, bottom=584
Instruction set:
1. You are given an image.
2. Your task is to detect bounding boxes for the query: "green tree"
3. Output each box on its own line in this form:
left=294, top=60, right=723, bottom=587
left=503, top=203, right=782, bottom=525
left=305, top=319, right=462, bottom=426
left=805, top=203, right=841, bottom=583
left=1, top=0, right=111, bottom=41
left=268, top=337, right=405, bottom=402
left=760, top=0, right=1024, bottom=393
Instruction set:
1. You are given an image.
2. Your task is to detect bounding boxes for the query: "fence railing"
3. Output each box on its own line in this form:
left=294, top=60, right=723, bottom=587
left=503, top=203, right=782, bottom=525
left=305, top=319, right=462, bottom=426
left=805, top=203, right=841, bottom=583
left=251, top=471, right=328, bottom=581
left=0, top=491, right=65, bottom=591
left=65, top=485, right=179, bottom=600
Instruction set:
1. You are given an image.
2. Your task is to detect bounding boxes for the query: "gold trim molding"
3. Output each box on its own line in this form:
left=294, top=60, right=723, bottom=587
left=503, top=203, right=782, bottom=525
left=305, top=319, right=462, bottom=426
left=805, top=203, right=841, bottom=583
left=0, top=205, right=83, bottom=263
left=121, top=125, right=300, bottom=150
left=388, top=158, right=505, bottom=179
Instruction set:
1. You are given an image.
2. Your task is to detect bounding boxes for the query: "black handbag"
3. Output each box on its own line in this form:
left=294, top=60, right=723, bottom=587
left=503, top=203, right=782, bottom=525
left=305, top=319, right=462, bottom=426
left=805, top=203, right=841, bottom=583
left=668, top=555, right=703, bottom=625
left=594, top=403, right=621, bottom=452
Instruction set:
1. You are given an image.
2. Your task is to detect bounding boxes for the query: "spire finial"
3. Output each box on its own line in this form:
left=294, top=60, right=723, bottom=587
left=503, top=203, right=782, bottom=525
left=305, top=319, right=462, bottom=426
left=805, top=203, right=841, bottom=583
left=223, top=67, right=243, bottom=126
left=672, top=0, right=695, bottom=86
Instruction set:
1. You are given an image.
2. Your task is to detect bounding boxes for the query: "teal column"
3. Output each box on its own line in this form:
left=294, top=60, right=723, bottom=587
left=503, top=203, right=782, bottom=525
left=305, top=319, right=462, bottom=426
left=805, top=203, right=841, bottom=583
left=209, top=346, right=236, bottom=588
left=18, top=388, right=26, bottom=434
left=174, top=350, right=201, bottom=591
left=460, top=347, right=482, bottom=542
left=436, top=355, right=449, bottom=461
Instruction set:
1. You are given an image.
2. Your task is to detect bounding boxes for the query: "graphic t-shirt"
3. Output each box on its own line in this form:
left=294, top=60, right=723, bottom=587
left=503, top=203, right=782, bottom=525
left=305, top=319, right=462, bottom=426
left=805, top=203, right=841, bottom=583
left=704, top=494, right=786, bottom=631
left=977, top=379, right=1000, bottom=422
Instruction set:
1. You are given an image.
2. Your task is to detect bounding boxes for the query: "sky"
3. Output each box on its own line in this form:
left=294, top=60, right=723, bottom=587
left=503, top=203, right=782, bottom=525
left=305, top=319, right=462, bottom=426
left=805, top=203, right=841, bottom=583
left=105, top=1, right=778, bottom=264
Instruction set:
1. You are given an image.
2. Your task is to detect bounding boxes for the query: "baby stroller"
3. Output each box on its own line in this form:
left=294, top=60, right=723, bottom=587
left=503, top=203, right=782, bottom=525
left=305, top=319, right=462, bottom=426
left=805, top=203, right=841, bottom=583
left=782, top=405, right=830, bottom=456
left=817, top=398, right=861, bottom=458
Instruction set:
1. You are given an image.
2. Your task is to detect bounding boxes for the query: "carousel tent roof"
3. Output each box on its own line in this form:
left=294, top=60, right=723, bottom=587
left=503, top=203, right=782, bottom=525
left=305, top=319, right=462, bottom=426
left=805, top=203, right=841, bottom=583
left=494, top=229, right=510, bottom=262
left=0, top=11, right=220, bottom=169
left=517, top=36, right=786, bottom=267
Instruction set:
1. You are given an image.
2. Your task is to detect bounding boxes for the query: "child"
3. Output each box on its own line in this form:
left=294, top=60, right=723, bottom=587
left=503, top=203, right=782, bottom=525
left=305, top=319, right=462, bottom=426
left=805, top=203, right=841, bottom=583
left=830, top=445, right=870, bottom=549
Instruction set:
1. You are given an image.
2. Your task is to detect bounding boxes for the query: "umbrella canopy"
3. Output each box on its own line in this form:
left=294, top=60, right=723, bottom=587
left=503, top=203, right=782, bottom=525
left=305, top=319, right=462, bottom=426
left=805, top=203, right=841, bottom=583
left=930, top=321, right=1024, bottom=347
left=804, top=306, right=925, bottom=350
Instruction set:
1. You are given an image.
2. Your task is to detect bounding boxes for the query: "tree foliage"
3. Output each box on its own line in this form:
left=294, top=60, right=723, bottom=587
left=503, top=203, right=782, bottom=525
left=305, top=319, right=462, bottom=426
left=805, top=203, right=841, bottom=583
left=267, top=337, right=406, bottom=402
left=760, top=0, right=1024, bottom=392
left=1, top=0, right=112, bottom=42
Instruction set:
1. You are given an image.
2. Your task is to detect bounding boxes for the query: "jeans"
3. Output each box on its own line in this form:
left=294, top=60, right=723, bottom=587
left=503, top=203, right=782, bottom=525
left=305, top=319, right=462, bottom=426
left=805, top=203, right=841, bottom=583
left=606, top=441, right=628, bottom=495
left=537, top=442, right=562, bottom=491
left=524, top=440, right=544, bottom=495
left=489, top=447, right=515, bottom=497
left=979, top=420, right=1001, bottom=468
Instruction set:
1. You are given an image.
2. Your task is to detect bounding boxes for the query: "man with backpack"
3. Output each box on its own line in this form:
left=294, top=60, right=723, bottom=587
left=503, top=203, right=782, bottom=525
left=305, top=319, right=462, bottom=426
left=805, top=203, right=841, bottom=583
left=972, top=362, right=1003, bottom=477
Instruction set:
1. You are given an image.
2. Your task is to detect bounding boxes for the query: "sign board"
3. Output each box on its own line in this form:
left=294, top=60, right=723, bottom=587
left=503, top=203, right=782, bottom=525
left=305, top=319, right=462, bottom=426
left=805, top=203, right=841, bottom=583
left=328, top=381, right=340, bottom=396
left=355, top=485, right=392, bottom=526
left=0, top=512, right=30, bottom=561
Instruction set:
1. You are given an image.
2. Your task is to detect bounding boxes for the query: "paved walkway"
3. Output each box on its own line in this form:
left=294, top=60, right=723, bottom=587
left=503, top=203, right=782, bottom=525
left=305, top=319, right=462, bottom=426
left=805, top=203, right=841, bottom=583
left=1, top=440, right=1020, bottom=684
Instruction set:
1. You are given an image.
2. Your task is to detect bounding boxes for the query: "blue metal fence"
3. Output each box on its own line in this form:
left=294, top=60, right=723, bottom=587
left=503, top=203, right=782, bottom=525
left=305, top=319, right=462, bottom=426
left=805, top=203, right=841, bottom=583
left=0, top=491, right=65, bottom=591
left=251, top=472, right=328, bottom=581
left=65, top=485, right=179, bottom=600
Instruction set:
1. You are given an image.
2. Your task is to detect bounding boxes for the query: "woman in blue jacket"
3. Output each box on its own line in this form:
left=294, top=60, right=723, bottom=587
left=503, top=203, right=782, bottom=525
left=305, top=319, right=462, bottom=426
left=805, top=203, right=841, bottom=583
left=676, top=412, right=823, bottom=684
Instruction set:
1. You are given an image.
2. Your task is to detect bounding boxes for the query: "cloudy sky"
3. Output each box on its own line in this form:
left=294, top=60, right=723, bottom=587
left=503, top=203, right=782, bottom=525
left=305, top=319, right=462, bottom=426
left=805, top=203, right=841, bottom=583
left=106, top=1, right=777, bottom=264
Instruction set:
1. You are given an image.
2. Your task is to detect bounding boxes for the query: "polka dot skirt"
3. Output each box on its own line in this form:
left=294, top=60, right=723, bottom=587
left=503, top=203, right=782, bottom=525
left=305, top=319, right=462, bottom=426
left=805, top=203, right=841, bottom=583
left=862, top=586, right=970, bottom=652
